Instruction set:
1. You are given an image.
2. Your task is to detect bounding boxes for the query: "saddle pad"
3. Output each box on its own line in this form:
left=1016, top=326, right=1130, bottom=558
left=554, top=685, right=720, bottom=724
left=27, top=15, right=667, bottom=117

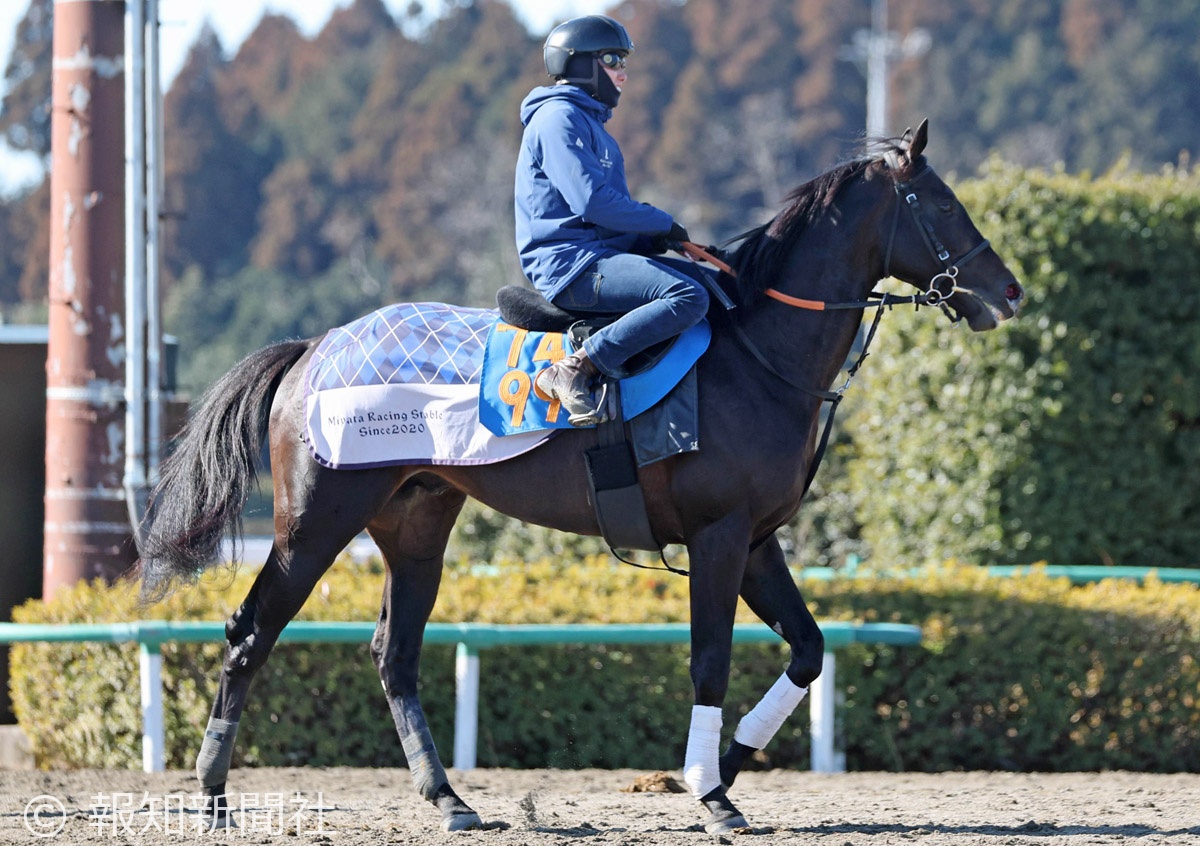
left=304, top=303, right=549, bottom=468
left=478, top=320, right=711, bottom=436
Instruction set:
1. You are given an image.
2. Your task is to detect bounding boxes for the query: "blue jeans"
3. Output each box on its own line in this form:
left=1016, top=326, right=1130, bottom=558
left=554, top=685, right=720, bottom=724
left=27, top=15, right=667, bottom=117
left=551, top=254, right=711, bottom=377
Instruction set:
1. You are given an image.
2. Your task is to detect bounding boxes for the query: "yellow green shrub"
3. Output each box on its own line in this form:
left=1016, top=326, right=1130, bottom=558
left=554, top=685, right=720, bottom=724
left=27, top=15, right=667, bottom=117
left=10, top=560, right=1200, bottom=772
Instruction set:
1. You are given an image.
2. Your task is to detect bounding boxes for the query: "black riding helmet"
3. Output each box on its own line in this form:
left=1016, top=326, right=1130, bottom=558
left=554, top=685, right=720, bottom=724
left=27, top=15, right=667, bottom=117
left=544, top=15, right=633, bottom=108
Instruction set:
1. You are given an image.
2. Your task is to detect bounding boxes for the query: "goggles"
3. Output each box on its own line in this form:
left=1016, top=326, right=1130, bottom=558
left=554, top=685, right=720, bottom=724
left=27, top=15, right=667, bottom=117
left=597, top=51, right=628, bottom=70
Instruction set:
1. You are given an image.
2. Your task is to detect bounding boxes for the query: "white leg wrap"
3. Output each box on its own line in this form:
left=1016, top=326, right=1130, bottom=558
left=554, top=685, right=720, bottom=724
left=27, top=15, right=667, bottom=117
left=733, top=672, right=808, bottom=750
left=683, top=705, right=723, bottom=798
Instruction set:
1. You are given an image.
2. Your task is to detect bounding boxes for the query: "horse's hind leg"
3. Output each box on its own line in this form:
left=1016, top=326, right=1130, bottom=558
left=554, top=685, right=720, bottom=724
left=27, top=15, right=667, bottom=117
left=197, top=467, right=399, bottom=824
left=719, top=533, right=824, bottom=788
left=366, top=477, right=479, bottom=832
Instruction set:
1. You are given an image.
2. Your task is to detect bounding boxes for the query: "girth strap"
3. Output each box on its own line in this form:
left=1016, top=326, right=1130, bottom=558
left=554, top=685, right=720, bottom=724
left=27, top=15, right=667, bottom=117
left=584, top=384, right=691, bottom=576
left=584, top=383, right=662, bottom=553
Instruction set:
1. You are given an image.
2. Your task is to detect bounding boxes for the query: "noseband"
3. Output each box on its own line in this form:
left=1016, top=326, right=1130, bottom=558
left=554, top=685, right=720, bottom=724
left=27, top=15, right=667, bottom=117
left=882, top=163, right=992, bottom=320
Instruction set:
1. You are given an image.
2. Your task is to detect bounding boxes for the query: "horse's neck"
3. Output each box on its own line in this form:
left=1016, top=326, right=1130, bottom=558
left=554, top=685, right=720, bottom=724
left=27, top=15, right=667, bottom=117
left=738, top=223, right=883, bottom=400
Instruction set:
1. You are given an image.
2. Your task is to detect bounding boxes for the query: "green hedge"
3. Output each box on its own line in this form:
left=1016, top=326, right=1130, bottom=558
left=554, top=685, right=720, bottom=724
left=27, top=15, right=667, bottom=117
left=10, top=560, right=1199, bottom=772
left=828, top=163, right=1200, bottom=569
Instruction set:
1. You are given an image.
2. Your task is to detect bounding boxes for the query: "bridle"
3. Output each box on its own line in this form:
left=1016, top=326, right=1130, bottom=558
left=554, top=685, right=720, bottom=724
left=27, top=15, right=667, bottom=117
left=697, top=161, right=995, bottom=324
left=680, top=157, right=997, bottom=523
left=693, top=159, right=995, bottom=389
left=881, top=160, right=993, bottom=320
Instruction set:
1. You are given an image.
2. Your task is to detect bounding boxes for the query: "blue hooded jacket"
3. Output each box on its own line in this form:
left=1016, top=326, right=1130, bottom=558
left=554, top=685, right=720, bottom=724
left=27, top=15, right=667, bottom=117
left=514, top=84, right=674, bottom=300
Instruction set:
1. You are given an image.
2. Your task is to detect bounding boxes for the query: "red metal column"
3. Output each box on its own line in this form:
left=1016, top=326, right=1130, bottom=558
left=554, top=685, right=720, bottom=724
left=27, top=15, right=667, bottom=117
left=44, top=0, right=133, bottom=599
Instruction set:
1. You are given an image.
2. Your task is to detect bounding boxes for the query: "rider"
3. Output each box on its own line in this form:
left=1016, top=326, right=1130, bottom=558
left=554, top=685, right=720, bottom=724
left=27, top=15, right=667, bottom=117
left=515, top=14, right=711, bottom=426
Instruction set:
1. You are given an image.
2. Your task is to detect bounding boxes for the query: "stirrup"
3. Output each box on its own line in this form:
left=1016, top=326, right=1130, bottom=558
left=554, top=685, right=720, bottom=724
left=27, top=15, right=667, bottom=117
left=566, top=382, right=609, bottom=428
left=564, top=384, right=604, bottom=429
left=567, top=408, right=603, bottom=427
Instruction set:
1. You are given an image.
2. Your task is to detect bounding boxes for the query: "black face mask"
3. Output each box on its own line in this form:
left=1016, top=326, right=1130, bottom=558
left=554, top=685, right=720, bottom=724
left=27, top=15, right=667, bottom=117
left=561, top=54, right=621, bottom=109
left=595, top=64, right=621, bottom=108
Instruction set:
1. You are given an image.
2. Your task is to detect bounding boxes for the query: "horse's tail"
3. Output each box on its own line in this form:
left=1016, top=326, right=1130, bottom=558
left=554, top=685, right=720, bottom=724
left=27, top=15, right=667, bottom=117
left=136, top=339, right=311, bottom=602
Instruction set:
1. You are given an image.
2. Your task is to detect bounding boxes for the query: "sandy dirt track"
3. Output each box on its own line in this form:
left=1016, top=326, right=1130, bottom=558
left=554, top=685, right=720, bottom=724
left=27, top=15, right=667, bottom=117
left=2, top=767, right=1198, bottom=845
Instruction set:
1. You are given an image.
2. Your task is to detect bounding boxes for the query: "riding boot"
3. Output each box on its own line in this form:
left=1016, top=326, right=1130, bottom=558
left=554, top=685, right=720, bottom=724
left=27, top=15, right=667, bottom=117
left=535, top=349, right=603, bottom=427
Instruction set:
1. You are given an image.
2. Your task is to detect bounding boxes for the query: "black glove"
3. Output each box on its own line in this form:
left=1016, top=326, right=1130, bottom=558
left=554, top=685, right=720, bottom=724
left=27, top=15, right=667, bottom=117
left=650, top=221, right=690, bottom=254
left=704, top=244, right=734, bottom=264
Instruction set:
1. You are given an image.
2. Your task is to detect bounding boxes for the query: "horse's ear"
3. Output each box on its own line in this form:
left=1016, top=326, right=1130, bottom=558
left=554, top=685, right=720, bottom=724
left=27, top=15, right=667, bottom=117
left=907, top=118, right=929, bottom=161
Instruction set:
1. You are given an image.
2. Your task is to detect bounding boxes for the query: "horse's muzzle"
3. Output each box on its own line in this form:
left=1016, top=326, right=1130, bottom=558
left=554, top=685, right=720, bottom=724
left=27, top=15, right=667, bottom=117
left=958, top=277, right=1024, bottom=331
left=1004, top=282, right=1026, bottom=313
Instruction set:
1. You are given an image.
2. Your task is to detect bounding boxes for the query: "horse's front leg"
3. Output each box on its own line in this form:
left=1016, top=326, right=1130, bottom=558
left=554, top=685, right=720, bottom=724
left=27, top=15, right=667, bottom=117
left=684, top=511, right=752, bottom=833
left=720, top=532, right=825, bottom=788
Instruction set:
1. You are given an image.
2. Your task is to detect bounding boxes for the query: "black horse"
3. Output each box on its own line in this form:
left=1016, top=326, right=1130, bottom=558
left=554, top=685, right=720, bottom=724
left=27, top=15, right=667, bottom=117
left=138, top=121, right=1023, bottom=834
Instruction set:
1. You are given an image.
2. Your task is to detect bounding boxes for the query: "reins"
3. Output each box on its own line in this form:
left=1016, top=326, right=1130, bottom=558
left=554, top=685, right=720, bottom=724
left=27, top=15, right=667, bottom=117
left=635, top=155, right=998, bottom=571
left=726, top=286, right=893, bottom=510
left=670, top=240, right=911, bottom=567
left=669, top=163, right=994, bottom=551
left=675, top=239, right=927, bottom=515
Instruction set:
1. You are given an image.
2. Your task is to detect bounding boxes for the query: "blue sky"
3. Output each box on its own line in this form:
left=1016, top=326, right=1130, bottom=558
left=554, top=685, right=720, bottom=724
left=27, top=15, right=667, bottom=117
left=0, top=0, right=614, bottom=195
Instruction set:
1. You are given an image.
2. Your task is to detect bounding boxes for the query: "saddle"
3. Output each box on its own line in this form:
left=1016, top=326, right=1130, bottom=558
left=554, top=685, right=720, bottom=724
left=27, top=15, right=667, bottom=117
left=495, top=285, right=675, bottom=379
left=493, top=284, right=688, bottom=553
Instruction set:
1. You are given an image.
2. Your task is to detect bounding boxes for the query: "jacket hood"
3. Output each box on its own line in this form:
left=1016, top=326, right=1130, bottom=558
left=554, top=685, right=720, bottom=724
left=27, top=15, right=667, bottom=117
left=520, top=84, right=612, bottom=126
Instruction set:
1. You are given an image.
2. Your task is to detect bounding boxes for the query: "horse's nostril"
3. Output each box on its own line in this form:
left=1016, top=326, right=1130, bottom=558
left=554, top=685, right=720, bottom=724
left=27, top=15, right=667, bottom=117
left=1005, top=283, right=1024, bottom=303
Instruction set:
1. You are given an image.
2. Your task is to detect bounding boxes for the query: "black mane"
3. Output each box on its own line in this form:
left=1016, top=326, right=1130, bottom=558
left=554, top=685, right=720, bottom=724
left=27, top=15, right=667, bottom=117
left=727, top=140, right=921, bottom=302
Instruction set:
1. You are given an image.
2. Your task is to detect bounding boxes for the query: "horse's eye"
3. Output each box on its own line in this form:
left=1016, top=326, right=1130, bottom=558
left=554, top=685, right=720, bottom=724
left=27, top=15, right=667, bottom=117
left=938, top=201, right=955, bottom=214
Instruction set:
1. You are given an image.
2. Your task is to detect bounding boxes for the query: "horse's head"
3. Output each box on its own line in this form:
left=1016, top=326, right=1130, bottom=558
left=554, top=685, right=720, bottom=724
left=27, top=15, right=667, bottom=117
left=881, top=120, right=1024, bottom=330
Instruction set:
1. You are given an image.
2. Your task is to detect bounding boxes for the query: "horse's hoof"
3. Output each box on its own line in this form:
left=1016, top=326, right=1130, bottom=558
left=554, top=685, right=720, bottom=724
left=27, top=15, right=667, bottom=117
left=700, top=786, right=751, bottom=834
left=200, top=787, right=236, bottom=831
left=704, top=810, right=750, bottom=834
left=201, top=812, right=237, bottom=831
left=433, top=784, right=482, bottom=832
left=441, top=811, right=483, bottom=832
